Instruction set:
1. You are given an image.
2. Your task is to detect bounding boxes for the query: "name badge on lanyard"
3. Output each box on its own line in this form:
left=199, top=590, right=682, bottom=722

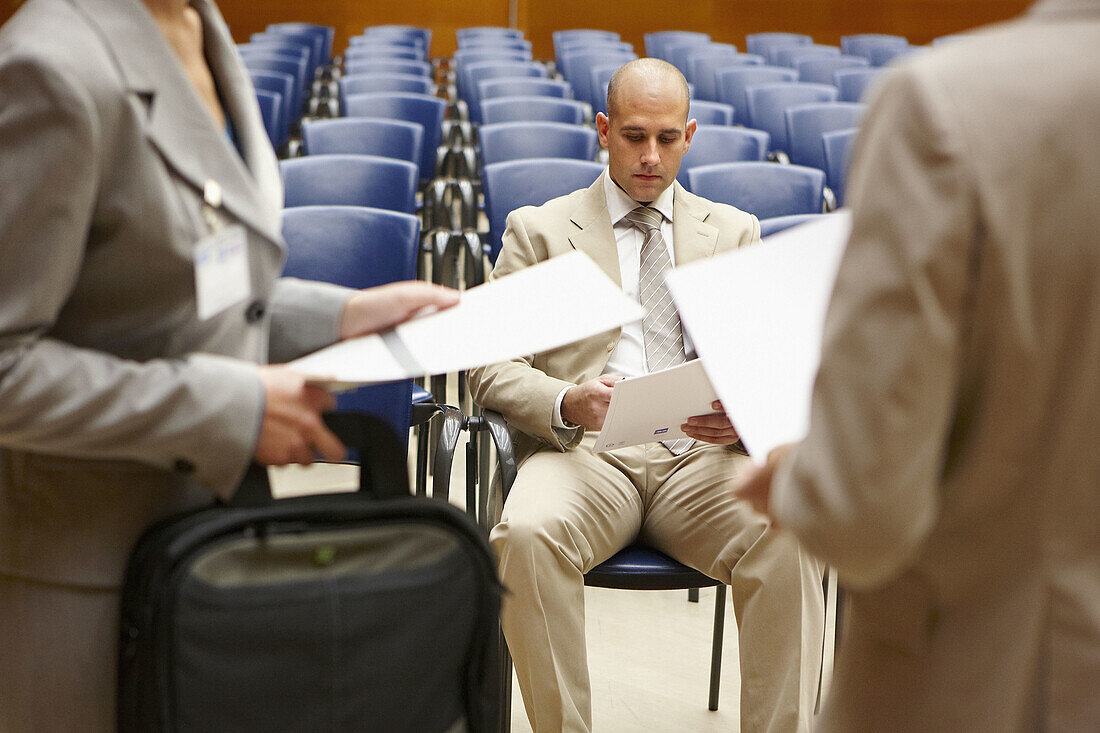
left=194, top=180, right=251, bottom=321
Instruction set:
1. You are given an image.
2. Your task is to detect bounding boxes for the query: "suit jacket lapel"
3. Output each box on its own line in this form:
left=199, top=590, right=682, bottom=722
left=671, top=182, right=719, bottom=265
left=566, top=177, right=622, bottom=288
left=72, top=0, right=283, bottom=248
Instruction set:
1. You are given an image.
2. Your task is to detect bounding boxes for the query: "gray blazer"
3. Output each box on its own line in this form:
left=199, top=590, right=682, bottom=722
left=773, top=1, right=1100, bottom=730
left=0, top=0, right=350, bottom=589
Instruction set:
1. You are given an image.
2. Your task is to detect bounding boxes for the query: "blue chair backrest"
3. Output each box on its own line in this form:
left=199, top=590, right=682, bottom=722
left=459, top=38, right=533, bottom=54
left=249, top=71, right=294, bottom=144
left=349, top=35, right=426, bottom=59
left=301, top=118, right=423, bottom=169
left=840, top=33, right=908, bottom=60
left=344, top=45, right=423, bottom=61
left=454, top=51, right=534, bottom=101
left=560, top=50, right=637, bottom=108
left=267, top=23, right=334, bottom=62
left=553, top=29, right=620, bottom=59
left=759, top=213, right=827, bottom=237
left=344, top=58, right=431, bottom=77
left=796, top=54, right=869, bottom=84
left=463, top=62, right=549, bottom=123
left=556, top=40, right=633, bottom=69
left=457, top=27, right=524, bottom=44
left=715, top=66, right=798, bottom=125
left=589, top=61, right=632, bottom=116
left=478, top=121, right=599, bottom=167
left=784, top=102, right=865, bottom=170
left=279, top=154, right=418, bottom=213
left=239, top=53, right=307, bottom=118
left=483, top=158, right=605, bottom=262
left=671, top=42, right=736, bottom=78
left=744, top=82, right=839, bottom=152
left=833, top=68, right=884, bottom=102
left=644, top=31, right=710, bottom=60
left=343, top=92, right=447, bottom=180
left=677, top=126, right=769, bottom=188
left=870, top=44, right=916, bottom=67
left=481, top=97, right=588, bottom=125
left=253, top=89, right=282, bottom=149
left=772, top=44, right=840, bottom=68
left=687, top=162, right=826, bottom=219
left=280, top=205, right=418, bottom=435
left=339, top=72, right=435, bottom=104
left=822, top=127, right=859, bottom=206
left=479, top=78, right=573, bottom=101
left=251, top=31, right=322, bottom=76
left=242, top=39, right=312, bottom=70
left=690, top=53, right=765, bottom=102
left=363, top=25, right=431, bottom=56
left=689, top=100, right=735, bottom=126
left=745, top=32, right=813, bottom=57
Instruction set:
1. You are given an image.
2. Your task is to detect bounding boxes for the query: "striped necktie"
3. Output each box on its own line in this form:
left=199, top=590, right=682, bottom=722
left=622, top=205, right=694, bottom=456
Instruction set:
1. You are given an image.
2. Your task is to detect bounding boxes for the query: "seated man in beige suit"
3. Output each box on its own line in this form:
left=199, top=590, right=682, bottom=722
left=735, top=2, right=1100, bottom=731
left=467, top=58, right=824, bottom=733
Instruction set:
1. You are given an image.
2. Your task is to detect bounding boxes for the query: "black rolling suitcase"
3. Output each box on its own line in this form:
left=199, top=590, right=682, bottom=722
left=118, top=414, right=502, bottom=733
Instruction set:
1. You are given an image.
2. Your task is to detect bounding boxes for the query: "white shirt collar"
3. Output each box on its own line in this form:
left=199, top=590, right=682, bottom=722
left=602, top=168, right=676, bottom=227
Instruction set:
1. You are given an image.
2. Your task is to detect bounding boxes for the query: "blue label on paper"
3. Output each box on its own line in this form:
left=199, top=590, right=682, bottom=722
left=654, top=427, right=669, bottom=435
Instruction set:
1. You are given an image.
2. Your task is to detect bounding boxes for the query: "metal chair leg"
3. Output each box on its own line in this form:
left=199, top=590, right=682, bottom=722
left=708, top=585, right=727, bottom=711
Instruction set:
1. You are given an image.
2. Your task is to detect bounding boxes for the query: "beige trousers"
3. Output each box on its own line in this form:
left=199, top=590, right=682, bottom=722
left=0, top=573, right=119, bottom=732
left=491, top=434, right=824, bottom=733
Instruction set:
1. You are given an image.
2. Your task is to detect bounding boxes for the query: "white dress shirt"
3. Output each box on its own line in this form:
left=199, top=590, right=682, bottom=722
left=552, top=170, right=679, bottom=428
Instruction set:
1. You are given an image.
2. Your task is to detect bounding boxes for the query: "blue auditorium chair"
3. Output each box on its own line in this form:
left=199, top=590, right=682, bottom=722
left=676, top=126, right=770, bottom=188
left=796, top=54, right=869, bottom=84
left=251, top=30, right=323, bottom=77
left=249, top=71, right=294, bottom=147
left=279, top=154, right=418, bottom=213
left=478, top=78, right=573, bottom=101
left=253, top=89, right=283, bottom=150
left=280, top=206, right=446, bottom=496
left=239, top=52, right=308, bottom=117
left=784, top=102, right=866, bottom=171
left=833, top=68, right=884, bottom=102
left=348, top=35, right=426, bottom=60
left=687, top=162, right=826, bottom=220
left=339, top=72, right=435, bottom=103
left=688, top=100, right=735, bottom=126
left=343, top=91, right=448, bottom=182
left=715, top=65, right=797, bottom=125
left=361, top=25, right=431, bottom=57
left=552, top=29, right=620, bottom=61
left=480, top=97, right=589, bottom=125
left=759, top=213, right=827, bottom=237
left=671, top=42, right=736, bottom=77
left=301, top=118, right=423, bottom=172
left=745, top=32, right=812, bottom=58
left=870, top=44, right=917, bottom=67
left=458, top=38, right=533, bottom=55
left=559, top=49, right=637, bottom=110
left=343, top=45, right=423, bottom=61
left=840, top=33, right=909, bottom=61
left=643, top=30, right=710, bottom=60
left=743, top=82, right=839, bottom=154
left=477, top=121, right=599, bottom=168
left=344, top=58, right=432, bottom=78
left=589, top=61, right=633, bottom=115
left=822, top=128, right=859, bottom=207
left=267, top=22, right=334, bottom=63
left=690, top=52, right=765, bottom=102
left=456, top=26, right=524, bottom=44
left=556, top=39, right=633, bottom=70
left=773, top=43, right=840, bottom=68
left=462, top=61, right=549, bottom=124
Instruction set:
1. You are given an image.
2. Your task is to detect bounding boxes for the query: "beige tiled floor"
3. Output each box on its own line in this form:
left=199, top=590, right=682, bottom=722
left=270, top=409, right=835, bottom=732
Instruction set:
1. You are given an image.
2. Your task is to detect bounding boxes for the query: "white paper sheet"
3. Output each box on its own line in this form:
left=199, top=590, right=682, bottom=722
left=289, top=250, right=645, bottom=386
left=593, top=360, right=719, bottom=452
left=666, top=211, right=851, bottom=463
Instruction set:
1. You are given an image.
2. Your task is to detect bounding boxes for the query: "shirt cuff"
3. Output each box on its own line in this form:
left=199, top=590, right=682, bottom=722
left=553, top=385, right=576, bottom=429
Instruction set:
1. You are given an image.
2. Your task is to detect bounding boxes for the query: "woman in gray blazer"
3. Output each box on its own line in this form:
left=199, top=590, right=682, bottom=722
left=0, top=0, right=455, bottom=728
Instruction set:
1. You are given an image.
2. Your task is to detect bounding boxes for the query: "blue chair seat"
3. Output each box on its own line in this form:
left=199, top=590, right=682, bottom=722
left=586, top=546, right=722, bottom=591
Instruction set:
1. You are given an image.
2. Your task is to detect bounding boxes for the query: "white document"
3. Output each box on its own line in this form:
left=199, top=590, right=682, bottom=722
left=593, top=360, right=718, bottom=453
left=289, top=250, right=645, bottom=386
left=666, top=211, right=852, bottom=463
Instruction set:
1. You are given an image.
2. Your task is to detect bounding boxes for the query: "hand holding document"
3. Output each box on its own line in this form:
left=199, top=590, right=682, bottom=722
left=289, top=251, right=644, bottom=386
left=593, top=360, right=718, bottom=452
left=666, top=212, right=852, bottom=463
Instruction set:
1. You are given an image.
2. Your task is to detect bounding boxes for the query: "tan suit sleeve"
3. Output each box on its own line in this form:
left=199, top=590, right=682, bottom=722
left=466, top=209, right=584, bottom=451
left=0, top=56, right=261, bottom=497
left=771, top=64, right=978, bottom=588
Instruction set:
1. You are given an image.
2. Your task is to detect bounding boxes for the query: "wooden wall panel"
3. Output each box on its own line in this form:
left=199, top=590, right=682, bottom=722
left=1, top=0, right=1035, bottom=60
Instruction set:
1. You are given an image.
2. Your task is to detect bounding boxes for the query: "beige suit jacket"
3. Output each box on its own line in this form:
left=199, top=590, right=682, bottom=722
left=0, top=0, right=350, bottom=589
left=772, top=2, right=1100, bottom=730
left=467, top=174, right=759, bottom=464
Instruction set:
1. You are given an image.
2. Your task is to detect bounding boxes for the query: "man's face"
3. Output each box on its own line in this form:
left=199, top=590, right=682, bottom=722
left=596, top=78, right=696, bottom=203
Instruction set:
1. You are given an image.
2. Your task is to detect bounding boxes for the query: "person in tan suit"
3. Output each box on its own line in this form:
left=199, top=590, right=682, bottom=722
left=0, top=0, right=456, bottom=729
left=467, top=58, right=824, bottom=733
left=734, top=2, right=1100, bottom=731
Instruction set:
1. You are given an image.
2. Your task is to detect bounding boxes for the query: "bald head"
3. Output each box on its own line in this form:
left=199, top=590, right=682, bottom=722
left=606, top=58, right=690, bottom=122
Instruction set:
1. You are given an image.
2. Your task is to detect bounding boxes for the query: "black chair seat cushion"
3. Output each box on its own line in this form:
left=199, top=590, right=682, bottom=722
left=585, top=545, right=723, bottom=591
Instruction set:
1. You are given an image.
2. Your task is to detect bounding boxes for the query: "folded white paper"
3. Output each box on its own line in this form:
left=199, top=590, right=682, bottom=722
left=666, top=211, right=851, bottom=463
left=289, top=250, right=645, bottom=386
left=593, top=360, right=718, bottom=452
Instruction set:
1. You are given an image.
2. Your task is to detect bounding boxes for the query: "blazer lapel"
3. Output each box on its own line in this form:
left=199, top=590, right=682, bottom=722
left=72, top=0, right=283, bottom=248
left=671, top=182, right=719, bottom=266
left=566, top=177, right=622, bottom=288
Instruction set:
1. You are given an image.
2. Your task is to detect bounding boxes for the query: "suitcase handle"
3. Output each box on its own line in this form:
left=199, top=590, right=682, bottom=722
left=230, top=412, right=411, bottom=506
